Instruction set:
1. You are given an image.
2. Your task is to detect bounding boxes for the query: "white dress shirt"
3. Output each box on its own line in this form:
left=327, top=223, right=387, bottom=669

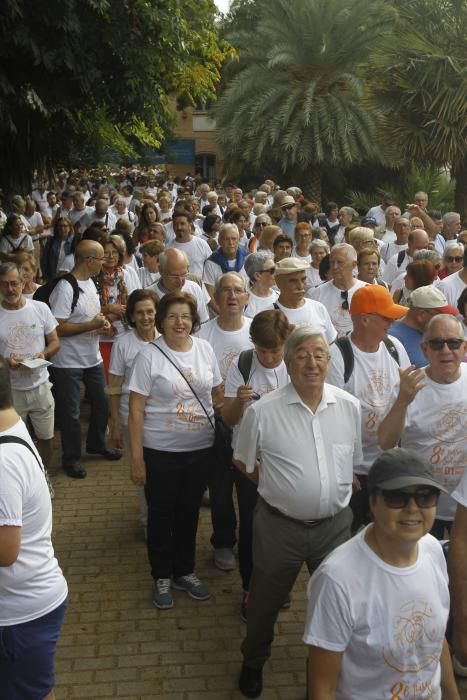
left=234, top=382, right=362, bottom=520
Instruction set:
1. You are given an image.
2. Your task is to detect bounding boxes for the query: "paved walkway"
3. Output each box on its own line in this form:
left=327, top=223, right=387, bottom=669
left=50, top=437, right=467, bottom=699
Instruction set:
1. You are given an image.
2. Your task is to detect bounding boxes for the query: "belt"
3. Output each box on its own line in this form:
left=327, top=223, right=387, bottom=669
left=261, top=498, right=333, bottom=527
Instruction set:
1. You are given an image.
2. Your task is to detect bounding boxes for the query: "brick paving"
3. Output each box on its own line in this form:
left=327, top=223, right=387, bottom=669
left=50, top=434, right=467, bottom=699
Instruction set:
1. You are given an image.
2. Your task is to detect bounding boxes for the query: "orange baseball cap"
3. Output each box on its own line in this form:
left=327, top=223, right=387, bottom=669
left=350, top=285, right=407, bottom=319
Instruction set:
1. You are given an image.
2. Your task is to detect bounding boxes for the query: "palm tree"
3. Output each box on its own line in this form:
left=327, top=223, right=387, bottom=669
left=369, top=0, right=467, bottom=220
left=215, top=0, right=393, bottom=203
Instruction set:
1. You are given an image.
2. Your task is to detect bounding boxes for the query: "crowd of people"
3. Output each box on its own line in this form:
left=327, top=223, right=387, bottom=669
left=0, top=166, right=467, bottom=699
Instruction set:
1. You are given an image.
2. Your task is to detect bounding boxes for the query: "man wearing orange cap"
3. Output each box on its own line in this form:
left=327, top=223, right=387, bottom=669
left=326, top=285, right=411, bottom=530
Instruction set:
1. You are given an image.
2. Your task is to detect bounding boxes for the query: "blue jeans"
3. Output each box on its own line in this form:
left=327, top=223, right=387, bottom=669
left=49, top=364, right=108, bottom=467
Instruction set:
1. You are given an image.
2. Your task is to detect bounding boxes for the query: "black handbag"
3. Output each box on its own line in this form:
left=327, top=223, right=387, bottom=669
left=150, top=342, right=232, bottom=465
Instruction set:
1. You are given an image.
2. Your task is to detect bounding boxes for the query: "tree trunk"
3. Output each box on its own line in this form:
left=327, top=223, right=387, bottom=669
left=453, top=156, right=467, bottom=226
left=300, top=168, right=322, bottom=208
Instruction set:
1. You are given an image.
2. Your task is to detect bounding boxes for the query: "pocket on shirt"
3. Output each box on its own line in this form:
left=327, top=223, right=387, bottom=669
left=332, top=443, right=353, bottom=487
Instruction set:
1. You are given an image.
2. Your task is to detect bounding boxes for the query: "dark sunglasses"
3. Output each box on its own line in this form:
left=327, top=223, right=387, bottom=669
left=282, top=204, right=296, bottom=211
left=446, top=256, right=463, bottom=263
left=341, top=290, right=349, bottom=310
left=426, top=337, right=464, bottom=351
left=259, top=266, right=276, bottom=274
left=380, top=488, right=439, bottom=509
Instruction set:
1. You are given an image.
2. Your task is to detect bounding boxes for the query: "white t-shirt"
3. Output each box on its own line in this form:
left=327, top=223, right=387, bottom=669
left=327, top=336, right=411, bottom=472
left=109, top=329, right=157, bottom=422
left=307, top=280, right=367, bottom=338
left=0, top=300, right=57, bottom=391
left=304, top=528, right=448, bottom=700
left=50, top=277, right=102, bottom=368
left=168, top=237, right=212, bottom=278
left=452, top=464, right=467, bottom=508
left=381, top=228, right=396, bottom=244
left=224, top=351, right=289, bottom=449
left=244, top=289, right=278, bottom=319
left=203, top=259, right=249, bottom=288
left=401, top=364, right=467, bottom=520
left=234, top=382, right=362, bottom=519
left=0, top=233, right=34, bottom=254
left=383, top=250, right=411, bottom=285
left=148, top=279, right=210, bottom=324
left=275, top=298, right=337, bottom=343
left=437, top=270, right=466, bottom=307
left=69, top=206, right=93, bottom=226
left=138, top=268, right=160, bottom=288
left=129, top=336, right=222, bottom=452
left=380, top=240, right=407, bottom=264
left=366, top=204, right=386, bottom=227
left=197, top=317, right=253, bottom=380
left=0, top=419, right=68, bottom=625
left=307, top=266, right=322, bottom=289
left=79, top=210, right=117, bottom=233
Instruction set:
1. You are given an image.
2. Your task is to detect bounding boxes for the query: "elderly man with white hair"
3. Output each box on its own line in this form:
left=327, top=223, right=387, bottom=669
left=434, top=211, right=462, bottom=254
left=307, top=243, right=367, bottom=337
left=203, top=223, right=249, bottom=311
left=234, top=325, right=362, bottom=698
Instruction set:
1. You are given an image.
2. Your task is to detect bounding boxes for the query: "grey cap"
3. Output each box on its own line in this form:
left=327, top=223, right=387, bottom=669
left=367, top=448, right=449, bottom=493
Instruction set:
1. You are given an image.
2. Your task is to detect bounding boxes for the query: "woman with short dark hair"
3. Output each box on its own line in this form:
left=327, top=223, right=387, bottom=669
left=128, top=291, right=223, bottom=610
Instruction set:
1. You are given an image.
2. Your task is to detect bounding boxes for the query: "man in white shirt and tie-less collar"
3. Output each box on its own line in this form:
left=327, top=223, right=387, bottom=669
left=233, top=326, right=362, bottom=699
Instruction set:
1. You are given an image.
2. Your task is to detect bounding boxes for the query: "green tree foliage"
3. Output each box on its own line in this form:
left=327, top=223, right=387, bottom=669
left=0, top=0, right=229, bottom=196
left=369, top=0, right=467, bottom=218
left=346, top=165, right=455, bottom=214
left=215, top=0, right=395, bottom=202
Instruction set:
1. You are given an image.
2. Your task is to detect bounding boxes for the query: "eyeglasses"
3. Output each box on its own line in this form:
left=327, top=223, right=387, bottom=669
left=446, top=256, right=463, bottom=263
left=380, top=488, right=439, bottom=509
left=255, top=221, right=268, bottom=227
left=0, top=280, right=22, bottom=288
left=91, top=257, right=105, bottom=262
left=219, top=286, right=247, bottom=294
left=259, top=266, right=276, bottom=275
left=426, top=337, right=464, bottom=351
left=104, top=251, right=119, bottom=258
left=341, top=290, right=349, bottom=310
left=166, top=313, right=192, bottom=322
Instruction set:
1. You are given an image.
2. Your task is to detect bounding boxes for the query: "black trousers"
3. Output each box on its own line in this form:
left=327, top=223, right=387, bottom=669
left=144, top=446, right=212, bottom=580
left=233, top=468, right=259, bottom=591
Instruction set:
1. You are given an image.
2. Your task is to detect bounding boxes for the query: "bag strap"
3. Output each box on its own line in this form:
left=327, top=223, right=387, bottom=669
left=0, top=436, right=44, bottom=472
left=149, top=342, right=215, bottom=430
left=383, top=337, right=400, bottom=366
left=397, top=249, right=406, bottom=267
left=336, top=335, right=400, bottom=384
left=335, top=335, right=354, bottom=384
left=237, top=349, right=254, bottom=384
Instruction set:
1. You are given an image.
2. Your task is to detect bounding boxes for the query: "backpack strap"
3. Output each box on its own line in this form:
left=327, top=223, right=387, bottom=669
left=0, top=436, right=44, bottom=472
left=335, top=335, right=354, bottom=384
left=397, top=249, right=406, bottom=268
left=383, top=337, right=400, bottom=366
left=237, top=349, right=254, bottom=384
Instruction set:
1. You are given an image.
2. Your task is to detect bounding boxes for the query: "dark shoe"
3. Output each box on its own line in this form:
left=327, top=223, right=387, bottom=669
left=281, top=593, right=292, bottom=609
left=239, top=663, right=262, bottom=698
left=87, top=447, right=122, bottom=460
left=172, top=574, right=210, bottom=601
left=152, top=578, right=174, bottom=609
left=63, top=464, right=87, bottom=479
left=240, top=591, right=249, bottom=623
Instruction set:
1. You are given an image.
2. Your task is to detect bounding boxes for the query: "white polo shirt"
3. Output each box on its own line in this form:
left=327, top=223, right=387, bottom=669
left=234, top=382, right=362, bottom=520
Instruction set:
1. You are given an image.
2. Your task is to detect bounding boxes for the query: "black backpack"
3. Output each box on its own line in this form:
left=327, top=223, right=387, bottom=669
left=335, top=335, right=400, bottom=384
left=33, top=273, right=83, bottom=313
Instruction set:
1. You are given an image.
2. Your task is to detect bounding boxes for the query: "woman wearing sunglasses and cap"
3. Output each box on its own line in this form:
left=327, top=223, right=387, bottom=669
left=303, top=448, right=459, bottom=700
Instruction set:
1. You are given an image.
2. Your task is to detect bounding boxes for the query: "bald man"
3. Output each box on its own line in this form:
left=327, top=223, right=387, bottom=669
left=49, top=241, right=122, bottom=478
left=149, top=248, right=210, bottom=323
